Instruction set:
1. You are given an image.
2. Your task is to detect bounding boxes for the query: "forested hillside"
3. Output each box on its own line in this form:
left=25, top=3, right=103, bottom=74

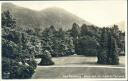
left=2, top=3, right=92, bottom=31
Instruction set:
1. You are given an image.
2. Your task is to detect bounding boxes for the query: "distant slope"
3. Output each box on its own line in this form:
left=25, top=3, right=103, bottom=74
left=2, top=3, right=93, bottom=30
left=2, top=3, right=42, bottom=30
left=108, top=21, right=125, bottom=32
left=116, top=21, right=125, bottom=32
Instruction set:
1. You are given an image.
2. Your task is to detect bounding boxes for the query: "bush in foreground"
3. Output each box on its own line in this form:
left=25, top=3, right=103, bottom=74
left=38, top=50, right=54, bottom=65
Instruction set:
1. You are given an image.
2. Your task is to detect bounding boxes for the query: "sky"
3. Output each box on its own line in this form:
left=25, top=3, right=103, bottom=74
left=11, top=1, right=127, bottom=27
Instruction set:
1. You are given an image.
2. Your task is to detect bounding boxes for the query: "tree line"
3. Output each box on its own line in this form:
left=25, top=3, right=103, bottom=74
left=2, top=10, right=125, bottom=79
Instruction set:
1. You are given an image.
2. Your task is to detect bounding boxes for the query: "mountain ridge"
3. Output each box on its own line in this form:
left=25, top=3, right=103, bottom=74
left=2, top=3, right=92, bottom=30
left=2, top=3, right=124, bottom=32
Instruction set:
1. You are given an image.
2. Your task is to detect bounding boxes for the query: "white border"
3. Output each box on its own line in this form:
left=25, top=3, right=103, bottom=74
left=0, top=0, right=127, bottom=81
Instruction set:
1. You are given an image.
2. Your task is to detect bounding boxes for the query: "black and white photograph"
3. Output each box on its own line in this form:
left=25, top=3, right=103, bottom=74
left=1, top=0, right=127, bottom=80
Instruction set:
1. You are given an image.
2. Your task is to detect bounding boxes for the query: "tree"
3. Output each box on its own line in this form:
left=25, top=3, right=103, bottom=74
left=70, top=23, right=80, bottom=53
left=41, top=26, right=56, bottom=56
left=81, top=24, right=88, bottom=36
left=97, top=28, right=119, bottom=65
left=41, top=25, right=74, bottom=57
left=97, top=28, right=109, bottom=64
left=2, top=10, right=16, bottom=28
left=70, top=23, right=80, bottom=39
left=2, top=10, right=37, bottom=79
left=107, top=34, right=119, bottom=64
left=119, top=32, right=125, bottom=55
left=77, top=36, right=98, bottom=56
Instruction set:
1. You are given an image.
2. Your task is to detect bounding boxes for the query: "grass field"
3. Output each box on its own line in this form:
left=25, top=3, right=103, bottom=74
left=32, top=56, right=125, bottom=79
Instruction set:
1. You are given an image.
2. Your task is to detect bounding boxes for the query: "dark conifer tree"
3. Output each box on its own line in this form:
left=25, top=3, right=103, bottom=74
left=81, top=24, right=88, bottom=36
left=97, top=27, right=119, bottom=65
left=107, top=32, right=119, bottom=65
left=70, top=23, right=80, bottom=39
left=97, top=28, right=108, bottom=64
left=70, top=23, right=80, bottom=53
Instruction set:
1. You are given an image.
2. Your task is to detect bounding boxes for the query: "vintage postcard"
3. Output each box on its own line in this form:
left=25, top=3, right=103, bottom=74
left=0, top=0, right=127, bottom=81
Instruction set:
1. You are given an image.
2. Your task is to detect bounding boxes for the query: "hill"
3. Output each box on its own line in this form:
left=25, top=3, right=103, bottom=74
left=116, top=21, right=125, bottom=32
left=2, top=3, right=93, bottom=30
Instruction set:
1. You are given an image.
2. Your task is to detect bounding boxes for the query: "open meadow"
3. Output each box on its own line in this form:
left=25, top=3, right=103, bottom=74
left=32, top=56, right=125, bottom=79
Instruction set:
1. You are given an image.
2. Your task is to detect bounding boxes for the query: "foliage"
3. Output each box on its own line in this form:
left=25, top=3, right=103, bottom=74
left=76, top=36, right=98, bottom=56
left=2, top=10, right=38, bottom=79
left=70, top=23, right=80, bottom=39
left=38, top=50, right=54, bottom=65
left=70, top=23, right=123, bottom=64
left=2, top=10, right=16, bottom=28
left=97, top=27, right=120, bottom=65
left=71, top=23, right=100, bottom=56
left=41, top=26, right=75, bottom=57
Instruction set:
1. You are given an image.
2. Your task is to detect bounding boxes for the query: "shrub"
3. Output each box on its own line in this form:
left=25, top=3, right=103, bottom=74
left=38, top=50, right=54, bottom=65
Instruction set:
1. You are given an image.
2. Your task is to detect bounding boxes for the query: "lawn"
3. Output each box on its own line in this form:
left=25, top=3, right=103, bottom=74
left=33, top=56, right=125, bottom=79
